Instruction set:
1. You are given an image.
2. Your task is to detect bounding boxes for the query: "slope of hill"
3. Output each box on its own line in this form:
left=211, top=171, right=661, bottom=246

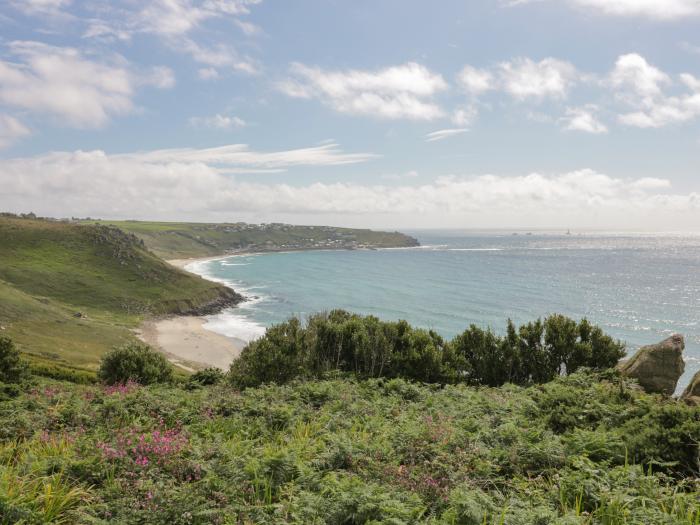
left=0, top=216, right=241, bottom=372
left=82, top=220, right=420, bottom=259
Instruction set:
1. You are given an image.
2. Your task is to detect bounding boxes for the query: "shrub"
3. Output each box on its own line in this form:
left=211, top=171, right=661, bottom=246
left=0, top=336, right=28, bottom=384
left=229, top=311, right=625, bottom=389
left=98, top=343, right=173, bottom=385
left=188, top=367, right=224, bottom=387
left=230, top=318, right=307, bottom=388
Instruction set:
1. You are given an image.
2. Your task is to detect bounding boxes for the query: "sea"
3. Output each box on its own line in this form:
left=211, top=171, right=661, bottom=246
left=186, top=231, right=700, bottom=392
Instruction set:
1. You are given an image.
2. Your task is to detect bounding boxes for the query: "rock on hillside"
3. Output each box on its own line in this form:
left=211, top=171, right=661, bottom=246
left=680, top=370, right=700, bottom=406
left=617, top=334, right=685, bottom=395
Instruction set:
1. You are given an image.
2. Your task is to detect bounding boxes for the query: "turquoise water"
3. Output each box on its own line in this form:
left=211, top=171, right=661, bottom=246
left=188, top=231, right=700, bottom=391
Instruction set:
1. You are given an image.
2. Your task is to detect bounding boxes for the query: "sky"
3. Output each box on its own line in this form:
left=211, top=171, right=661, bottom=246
left=0, top=0, right=699, bottom=230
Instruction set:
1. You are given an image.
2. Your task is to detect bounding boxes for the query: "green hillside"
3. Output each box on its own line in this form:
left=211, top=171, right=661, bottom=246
left=83, top=220, right=420, bottom=259
left=0, top=370, right=698, bottom=524
left=0, top=216, right=241, bottom=372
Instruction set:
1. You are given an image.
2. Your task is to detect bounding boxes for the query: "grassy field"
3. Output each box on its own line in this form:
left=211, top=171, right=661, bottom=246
left=0, top=371, right=697, bottom=524
left=83, top=220, right=420, bottom=259
left=0, top=217, right=238, bottom=372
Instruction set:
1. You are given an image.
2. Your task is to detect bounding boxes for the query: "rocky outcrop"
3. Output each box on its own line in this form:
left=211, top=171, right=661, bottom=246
left=617, top=334, right=685, bottom=395
left=680, top=370, right=700, bottom=406
left=178, top=288, right=245, bottom=316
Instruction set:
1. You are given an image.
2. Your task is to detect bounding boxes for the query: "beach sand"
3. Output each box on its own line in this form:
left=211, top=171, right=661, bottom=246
left=136, top=255, right=250, bottom=371
left=137, top=316, right=246, bottom=371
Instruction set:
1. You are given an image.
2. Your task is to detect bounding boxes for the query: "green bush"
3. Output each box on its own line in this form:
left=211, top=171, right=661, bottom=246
left=0, top=336, right=28, bottom=384
left=229, top=311, right=626, bottom=388
left=98, top=342, right=173, bottom=385
left=188, top=367, right=224, bottom=387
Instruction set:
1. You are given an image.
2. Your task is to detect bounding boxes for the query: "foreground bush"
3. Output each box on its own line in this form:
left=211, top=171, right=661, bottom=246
left=0, top=371, right=696, bottom=523
left=98, top=342, right=173, bottom=385
left=230, top=311, right=625, bottom=388
left=0, top=336, right=28, bottom=384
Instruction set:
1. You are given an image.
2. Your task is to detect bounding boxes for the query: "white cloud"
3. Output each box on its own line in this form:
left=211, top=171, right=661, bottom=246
left=78, top=1, right=263, bottom=76
left=108, top=142, right=377, bottom=172
left=561, top=105, right=608, bottom=134
left=498, top=57, right=577, bottom=100
left=278, top=62, right=448, bottom=120
left=610, top=54, right=700, bottom=128
left=189, top=114, right=247, bottom=129
left=425, top=128, right=469, bottom=142
left=508, top=0, right=700, bottom=20
left=455, top=57, right=577, bottom=113
left=457, top=65, right=494, bottom=96
left=0, top=115, right=31, bottom=149
left=132, top=0, right=261, bottom=36
left=1, top=154, right=697, bottom=229
left=0, top=41, right=173, bottom=127
left=680, top=73, right=700, bottom=91
left=451, top=106, right=479, bottom=126
left=180, top=39, right=259, bottom=74
left=610, top=53, right=670, bottom=98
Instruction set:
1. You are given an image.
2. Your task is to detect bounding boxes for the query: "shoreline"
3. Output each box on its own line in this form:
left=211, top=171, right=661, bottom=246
left=137, top=316, right=247, bottom=371
left=146, top=245, right=419, bottom=370
left=139, top=253, right=252, bottom=371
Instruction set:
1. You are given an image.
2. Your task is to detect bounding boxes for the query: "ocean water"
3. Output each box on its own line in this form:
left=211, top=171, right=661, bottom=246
left=188, top=231, right=700, bottom=391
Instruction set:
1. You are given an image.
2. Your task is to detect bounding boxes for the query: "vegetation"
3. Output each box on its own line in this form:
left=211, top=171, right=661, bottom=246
left=0, top=216, right=239, bottom=371
left=1, top=214, right=697, bottom=523
left=83, top=219, right=420, bottom=259
left=0, top=336, right=28, bottom=384
left=230, top=311, right=626, bottom=389
left=0, top=356, right=696, bottom=524
left=98, top=343, right=174, bottom=385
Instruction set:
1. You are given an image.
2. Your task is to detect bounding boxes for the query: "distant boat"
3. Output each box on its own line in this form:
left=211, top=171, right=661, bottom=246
left=566, top=229, right=571, bottom=235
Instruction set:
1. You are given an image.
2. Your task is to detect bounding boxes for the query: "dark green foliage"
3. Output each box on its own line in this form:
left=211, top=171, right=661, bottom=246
left=0, top=372, right=696, bottom=524
left=0, top=336, right=28, bottom=384
left=27, top=359, right=98, bottom=384
left=98, top=342, right=173, bottom=385
left=188, top=367, right=224, bottom=387
left=230, top=311, right=626, bottom=388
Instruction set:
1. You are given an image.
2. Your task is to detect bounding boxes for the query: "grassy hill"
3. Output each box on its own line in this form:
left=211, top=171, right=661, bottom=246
left=82, top=220, right=420, bottom=259
left=0, top=216, right=240, bottom=373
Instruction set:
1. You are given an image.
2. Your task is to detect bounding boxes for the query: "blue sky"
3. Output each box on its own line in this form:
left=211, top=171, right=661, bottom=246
left=1, top=0, right=699, bottom=229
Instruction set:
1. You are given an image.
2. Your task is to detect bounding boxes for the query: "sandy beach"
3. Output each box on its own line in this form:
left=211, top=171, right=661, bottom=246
left=136, top=254, right=249, bottom=370
left=137, top=316, right=246, bottom=371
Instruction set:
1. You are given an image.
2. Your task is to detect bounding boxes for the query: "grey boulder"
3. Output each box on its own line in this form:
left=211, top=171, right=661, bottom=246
left=617, top=334, right=685, bottom=395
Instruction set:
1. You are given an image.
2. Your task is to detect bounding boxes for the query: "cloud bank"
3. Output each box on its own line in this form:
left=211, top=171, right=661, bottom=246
left=509, top=0, right=700, bottom=20
left=1, top=147, right=697, bottom=229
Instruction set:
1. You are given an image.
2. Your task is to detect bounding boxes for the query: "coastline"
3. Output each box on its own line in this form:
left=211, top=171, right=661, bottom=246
left=137, top=316, right=246, bottom=371
left=144, top=245, right=421, bottom=370
left=139, top=253, right=250, bottom=371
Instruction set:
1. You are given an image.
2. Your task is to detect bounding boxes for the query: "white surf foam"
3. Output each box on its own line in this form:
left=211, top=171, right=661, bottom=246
left=201, top=311, right=267, bottom=343
left=184, top=256, right=269, bottom=343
